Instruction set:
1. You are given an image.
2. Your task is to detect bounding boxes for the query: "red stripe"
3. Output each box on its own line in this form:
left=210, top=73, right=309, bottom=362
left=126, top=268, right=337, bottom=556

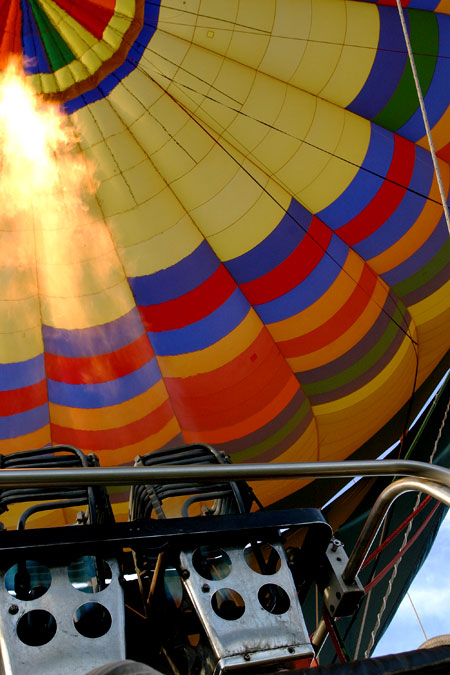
left=51, top=398, right=173, bottom=451
left=164, top=327, right=270, bottom=398
left=279, top=263, right=378, bottom=357
left=0, top=380, right=47, bottom=416
left=437, top=141, right=450, bottom=163
left=166, top=336, right=294, bottom=428
left=139, top=265, right=236, bottom=332
left=378, top=0, right=410, bottom=5
left=53, top=0, right=115, bottom=39
left=336, top=135, right=416, bottom=246
left=0, top=0, right=22, bottom=68
left=45, top=333, right=153, bottom=384
left=240, top=218, right=332, bottom=306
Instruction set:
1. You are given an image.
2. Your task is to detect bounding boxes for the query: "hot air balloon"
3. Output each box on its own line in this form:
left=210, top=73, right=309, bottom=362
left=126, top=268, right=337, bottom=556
left=0, top=0, right=448, bottom=672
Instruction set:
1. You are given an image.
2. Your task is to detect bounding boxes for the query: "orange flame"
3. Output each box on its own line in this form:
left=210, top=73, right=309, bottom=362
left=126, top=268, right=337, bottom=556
left=0, top=61, right=95, bottom=225
left=0, top=61, right=125, bottom=338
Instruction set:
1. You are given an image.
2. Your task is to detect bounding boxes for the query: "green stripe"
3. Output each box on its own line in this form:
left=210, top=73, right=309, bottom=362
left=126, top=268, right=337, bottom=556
left=302, top=304, right=409, bottom=397
left=30, top=0, right=75, bottom=71
left=231, top=398, right=311, bottom=463
left=373, top=10, right=438, bottom=131
left=392, top=238, right=450, bottom=298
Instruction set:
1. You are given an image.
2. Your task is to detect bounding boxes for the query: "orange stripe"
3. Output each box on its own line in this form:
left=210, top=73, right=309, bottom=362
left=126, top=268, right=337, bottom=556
left=164, top=326, right=271, bottom=398
left=51, top=399, right=174, bottom=450
left=169, top=343, right=294, bottom=429
left=0, top=426, right=51, bottom=454
left=93, top=417, right=182, bottom=466
left=315, top=338, right=417, bottom=462
left=287, top=279, right=389, bottom=371
left=268, top=251, right=361, bottom=342
left=279, top=264, right=378, bottom=357
left=368, top=177, right=444, bottom=274
left=49, top=380, right=169, bottom=430
left=183, top=375, right=300, bottom=443
left=250, top=421, right=318, bottom=506
left=157, top=309, right=263, bottom=379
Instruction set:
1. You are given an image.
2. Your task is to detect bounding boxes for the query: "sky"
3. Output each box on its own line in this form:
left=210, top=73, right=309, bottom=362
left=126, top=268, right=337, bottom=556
left=373, top=510, right=450, bottom=656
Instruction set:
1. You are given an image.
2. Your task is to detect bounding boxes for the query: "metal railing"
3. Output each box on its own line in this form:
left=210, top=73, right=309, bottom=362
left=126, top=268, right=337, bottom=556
left=2, top=457, right=450, bottom=653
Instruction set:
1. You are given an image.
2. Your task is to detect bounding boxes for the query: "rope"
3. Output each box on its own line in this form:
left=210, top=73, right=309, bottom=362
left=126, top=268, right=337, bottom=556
left=407, top=592, right=428, bottom=642
left=395, top=0, right=450, bottom=236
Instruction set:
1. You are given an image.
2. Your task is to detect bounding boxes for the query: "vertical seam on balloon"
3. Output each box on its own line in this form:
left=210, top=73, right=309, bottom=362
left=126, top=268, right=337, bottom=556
left=66, top=108, right=184, bottom=445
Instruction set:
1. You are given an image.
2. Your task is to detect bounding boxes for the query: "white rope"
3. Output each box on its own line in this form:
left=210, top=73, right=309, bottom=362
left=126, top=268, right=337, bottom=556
left=395, top=0, right=450, bottom=236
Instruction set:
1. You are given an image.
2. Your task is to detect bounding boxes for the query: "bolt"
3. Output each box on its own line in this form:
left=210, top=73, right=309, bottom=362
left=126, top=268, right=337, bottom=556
left=288, top=647, right=295, bottom=654
left=201, top=583, right=210, bottom=593
left=8, top=605, right=18, bottom=615
left=244, top=654, right=251, bottom=662
left=180, top=569, right=190, bottom=580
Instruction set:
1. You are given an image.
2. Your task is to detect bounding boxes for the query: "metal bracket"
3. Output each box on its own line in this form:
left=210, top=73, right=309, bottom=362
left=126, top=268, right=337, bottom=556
left=322, top=539, right=364, bottom=619
left=179, top=539, right=314, bottom=672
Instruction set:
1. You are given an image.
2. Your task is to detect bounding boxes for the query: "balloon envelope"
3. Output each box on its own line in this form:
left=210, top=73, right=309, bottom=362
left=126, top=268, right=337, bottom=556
left=0, top=0, right=449, bottom=517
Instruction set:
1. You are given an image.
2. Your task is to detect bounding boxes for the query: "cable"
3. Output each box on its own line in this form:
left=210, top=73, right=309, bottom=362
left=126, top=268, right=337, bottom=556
left=395, top=0, right=450, bottom=236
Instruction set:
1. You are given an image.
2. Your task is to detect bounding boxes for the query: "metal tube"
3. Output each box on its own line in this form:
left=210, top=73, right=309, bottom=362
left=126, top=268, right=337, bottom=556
left=311, top=619, right=328, bottom=651
left=0, top=459, right=448, bottom=489
left=343, top=477, right=450, bottom=585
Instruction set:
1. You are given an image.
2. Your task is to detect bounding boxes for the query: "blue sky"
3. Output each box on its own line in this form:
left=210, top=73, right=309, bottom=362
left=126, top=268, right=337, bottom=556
left=373, top=511, right=450, bottom=655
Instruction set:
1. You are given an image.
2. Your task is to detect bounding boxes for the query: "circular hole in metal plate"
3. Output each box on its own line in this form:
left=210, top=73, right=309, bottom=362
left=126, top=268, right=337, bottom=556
left=73, top=602, right=112, bottom=638
left=258, top=584, right=290, bottom=615
left=211, top=588, right=245, bottom=621
left=192, top=546, right=232, bottom=581
left=17, top=610, right=57, bottom=646
left=5, top=561, right=51, bottom=600
left=244, top=542, right=281, bottom=575
left=68, top=556, right=112, bottom=593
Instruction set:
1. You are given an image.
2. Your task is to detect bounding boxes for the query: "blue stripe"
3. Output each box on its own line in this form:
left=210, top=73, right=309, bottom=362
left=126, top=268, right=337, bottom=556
left=317, top=126, right=394, bottom=230
left=397, top=15, right=450, bottom=141
left=382, top=213, right=449, bottom=286
left=347, top=7, right=408, bottom=120
left=225, top=199, right=312, bottom=284
left=21, top=0, right=51, bottom=74
left=353, top=146, right=433, bottom=260
left=42, top=308, right=145, bottom=358
left=0, top=405, right=49, bottom=440
left=148, top=289, right=250, bottom=356
left=408, top=0, right=440, bottom=10
left=129, top=240, right=220, bottom=305
left=47, top=356, right=161, bottom=409
left=65, top=1, right=161, bottom=114
left=255, top=235, right=349, bottom=324
left=0, top=355, right=45, bottom=391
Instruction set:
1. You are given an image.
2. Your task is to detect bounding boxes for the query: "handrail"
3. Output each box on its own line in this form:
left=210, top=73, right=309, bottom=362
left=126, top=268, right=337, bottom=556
left=0, top=459, right=449, bottom=488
